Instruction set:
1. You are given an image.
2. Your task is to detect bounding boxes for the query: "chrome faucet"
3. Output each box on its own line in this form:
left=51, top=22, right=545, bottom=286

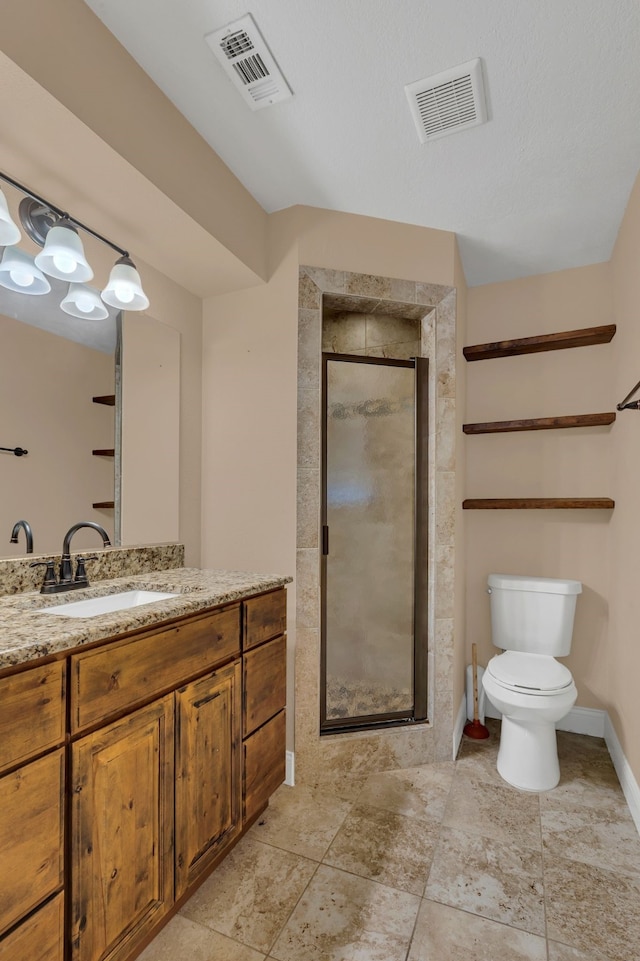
left=60, top=522, right=111, bottom=583
left=10, top=519, right=33, bottom=554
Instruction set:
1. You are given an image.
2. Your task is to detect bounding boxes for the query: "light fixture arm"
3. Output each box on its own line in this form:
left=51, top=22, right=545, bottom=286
left=0, top=170, right=129, bottom=258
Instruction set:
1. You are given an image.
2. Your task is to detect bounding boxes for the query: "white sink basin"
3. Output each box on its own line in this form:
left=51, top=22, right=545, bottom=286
left=39, top=590, right=178, bottom=619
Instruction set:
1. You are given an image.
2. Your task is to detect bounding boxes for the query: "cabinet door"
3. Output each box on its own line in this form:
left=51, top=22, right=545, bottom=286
left=243, top=710, right=286, bottom=823
left=175, top=661, right=241, bottom=897
left=0, top=892, right=64, bottom=961
left=70, top=696, right=174, bottom=961
left=243, top=634, right=287, bottom=737
left=0, top=749, right=64, bottom=937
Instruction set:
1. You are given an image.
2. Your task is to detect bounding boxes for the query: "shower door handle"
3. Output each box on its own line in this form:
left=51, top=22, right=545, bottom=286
left=322, top=525, right=329, bottom=555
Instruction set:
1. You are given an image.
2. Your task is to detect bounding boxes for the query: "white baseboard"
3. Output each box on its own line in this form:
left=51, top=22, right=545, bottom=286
left=285, top=750, right=295, bottom=786
left=483, top=701, right=606, bottom=739
left=453, top=694, right=467, bottom=759
left=605, top=716, right=640, bottom=836
left=557, top=706, right=605, bottom=738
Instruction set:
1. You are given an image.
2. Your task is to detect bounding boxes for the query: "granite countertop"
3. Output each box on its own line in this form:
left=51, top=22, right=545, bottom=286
left=0, top=568, right=292, bottom=669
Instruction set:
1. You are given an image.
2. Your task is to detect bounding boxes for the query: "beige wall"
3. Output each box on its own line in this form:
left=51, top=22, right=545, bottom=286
left=610, top=172, right=640, bottom=780
left=465, top=264, right=614, bottom=711
left=1, top=315, right=115, bottom=556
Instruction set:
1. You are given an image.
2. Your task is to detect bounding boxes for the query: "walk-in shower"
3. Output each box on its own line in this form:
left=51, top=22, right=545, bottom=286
left=321, top=352, right=428, bottom=733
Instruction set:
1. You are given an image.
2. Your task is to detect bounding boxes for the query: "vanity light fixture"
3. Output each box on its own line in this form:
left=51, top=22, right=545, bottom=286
left=101, top=255, right=149, bottom=311
left=34, top=219, right=93, bottom=283
left=0, top=188, right=21, bottom=246
left=0, top=246, right=51, bottom=295
left=0, top=170, right=150, bottom=313
left=60, top=283, right=109, bottom=321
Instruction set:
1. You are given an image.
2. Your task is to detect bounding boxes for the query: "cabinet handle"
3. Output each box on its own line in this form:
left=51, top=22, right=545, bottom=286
left=322, top=525, right=329, bottom=555
left=194, top=691, right=222, bottom=709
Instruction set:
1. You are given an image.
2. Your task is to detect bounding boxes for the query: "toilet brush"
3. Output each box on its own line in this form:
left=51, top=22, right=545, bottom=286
left=464, top=643, right=490, bottom=739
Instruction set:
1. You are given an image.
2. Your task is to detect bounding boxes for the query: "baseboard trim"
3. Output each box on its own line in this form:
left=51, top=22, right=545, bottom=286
left=557, top=705, right=606, bottom=738
left=285, top=750, right=295, bottom=787
left=483, top=701, right=607, bottom=739
left=453, top=693, right=467, bottom=759
left=605, top=716, right=640, bottom=835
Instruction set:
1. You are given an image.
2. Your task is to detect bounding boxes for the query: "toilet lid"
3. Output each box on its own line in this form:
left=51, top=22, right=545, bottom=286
left=487, top=652, right=573, bottom=693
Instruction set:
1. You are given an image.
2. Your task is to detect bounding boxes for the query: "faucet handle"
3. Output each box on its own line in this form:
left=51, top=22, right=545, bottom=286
left=74, top=555, right=99, bottom=583
left=30, top=560, right=58, bottom=592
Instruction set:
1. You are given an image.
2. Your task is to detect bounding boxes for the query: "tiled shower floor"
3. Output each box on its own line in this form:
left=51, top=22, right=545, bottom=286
left=139, top=721, right=640, bottom=961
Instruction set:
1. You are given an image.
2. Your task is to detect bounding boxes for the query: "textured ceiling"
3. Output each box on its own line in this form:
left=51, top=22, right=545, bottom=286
left=83, top=0, right=640, bottom=286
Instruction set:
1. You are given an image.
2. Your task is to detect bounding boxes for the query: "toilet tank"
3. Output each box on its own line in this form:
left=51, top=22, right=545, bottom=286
left=487, top=573, right=582, bottom=656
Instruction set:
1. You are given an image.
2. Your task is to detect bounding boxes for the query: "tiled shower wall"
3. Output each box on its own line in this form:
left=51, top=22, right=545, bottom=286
left=296, top=267, right=457, bottom=781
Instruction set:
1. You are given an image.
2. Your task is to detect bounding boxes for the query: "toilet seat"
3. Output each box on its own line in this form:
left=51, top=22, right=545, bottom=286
left=487, top=651, right=573, bottom=696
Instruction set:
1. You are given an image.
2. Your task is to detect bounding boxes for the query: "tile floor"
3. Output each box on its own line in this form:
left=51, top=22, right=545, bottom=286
left=139, top=721, right=640, bottom=961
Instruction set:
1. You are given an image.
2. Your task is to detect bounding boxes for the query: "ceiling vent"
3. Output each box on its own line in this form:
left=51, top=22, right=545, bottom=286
left=205, top=14, right=293, bottom=111
left=405, top=58, right=487, bottom=143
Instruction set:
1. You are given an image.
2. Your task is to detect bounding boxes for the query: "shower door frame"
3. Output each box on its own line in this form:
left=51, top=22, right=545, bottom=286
left=320, top=352, right=429, bottom=734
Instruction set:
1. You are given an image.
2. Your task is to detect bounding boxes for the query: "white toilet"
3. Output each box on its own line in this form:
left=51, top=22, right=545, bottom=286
left=481, top=573, right=582, bottom=792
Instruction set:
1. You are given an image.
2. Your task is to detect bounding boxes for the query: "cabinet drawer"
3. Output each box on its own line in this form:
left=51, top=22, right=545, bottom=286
left=243, top=635, right=286, bottom=738
left=0, top=892, right=64, bottom=961
left=71, top=605, right=240, bottom=731
left=0, top=749, right=64, bottom=937
left=243, top=709, right=285, bottom=823
left=244, top=589, right=286, bottom=651
left=0, top=662, right=65, bottom=774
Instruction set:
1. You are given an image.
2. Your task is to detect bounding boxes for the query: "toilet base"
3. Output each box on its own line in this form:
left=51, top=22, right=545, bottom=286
left=497, top=715, right=560, bottom=792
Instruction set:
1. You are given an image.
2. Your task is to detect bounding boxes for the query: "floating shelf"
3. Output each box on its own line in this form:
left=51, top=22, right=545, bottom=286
left=463, top=324, right=616, bottom=362
left=92, top=501, right=115, bottom=509
left=92, top=394, right=115, bottom=406
left=92, top=449, right=115, bottom=457
left=463, top=412, right=616, bottom=434
left=463, top=498, right=615, bottom=510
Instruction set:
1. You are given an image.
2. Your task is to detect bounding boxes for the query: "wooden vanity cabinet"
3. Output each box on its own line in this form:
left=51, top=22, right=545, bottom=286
left=0, top=661, right=65, bottom=958
left=2, top=586, right=287, bottom=961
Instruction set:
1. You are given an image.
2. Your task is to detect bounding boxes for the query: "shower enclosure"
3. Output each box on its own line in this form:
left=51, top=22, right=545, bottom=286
left=321, top=353, right=428, bottom=733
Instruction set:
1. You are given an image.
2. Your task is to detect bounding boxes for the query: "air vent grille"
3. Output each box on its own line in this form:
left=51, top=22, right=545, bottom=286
left=220, top=30, right=254, bottom=60
left=205, top=14, right=292, bottom=111
left=232, top=53, right=269, bottom=86
left=405, top=59, right=487, bottom=143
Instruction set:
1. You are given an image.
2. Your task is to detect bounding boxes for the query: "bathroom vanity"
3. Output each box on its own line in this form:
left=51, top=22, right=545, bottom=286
left=0, top=567, right=289, bottom=961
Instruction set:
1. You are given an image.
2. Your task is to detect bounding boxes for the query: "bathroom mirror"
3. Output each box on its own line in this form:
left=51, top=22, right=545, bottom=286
left=0, top=281, right=121, bottom=557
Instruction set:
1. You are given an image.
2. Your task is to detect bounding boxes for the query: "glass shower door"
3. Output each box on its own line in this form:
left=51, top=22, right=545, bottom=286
left=321, top=353, right=428, bottom=731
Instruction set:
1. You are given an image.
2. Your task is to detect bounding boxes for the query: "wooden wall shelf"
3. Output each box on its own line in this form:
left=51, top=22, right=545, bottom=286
left=463, top=498, right=615, bottom=510
left=92, top=395, right=115, bottom=406
left=463, top=412, right=616, bottom=434
left=92, top=501, right=115, bottom=509
left=463, top=324, right=616, bottom=362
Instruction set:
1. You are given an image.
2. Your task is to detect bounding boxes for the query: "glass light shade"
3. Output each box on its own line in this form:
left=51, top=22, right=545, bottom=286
left=0, top=188, right=21, bottom=246
left=0, top=246, right=51, bottom=295
left=60, top=283, right=109, bottom=320
left=34, top=222, right=93, bottom=282
left=101, top=256, right=149, bottom=311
